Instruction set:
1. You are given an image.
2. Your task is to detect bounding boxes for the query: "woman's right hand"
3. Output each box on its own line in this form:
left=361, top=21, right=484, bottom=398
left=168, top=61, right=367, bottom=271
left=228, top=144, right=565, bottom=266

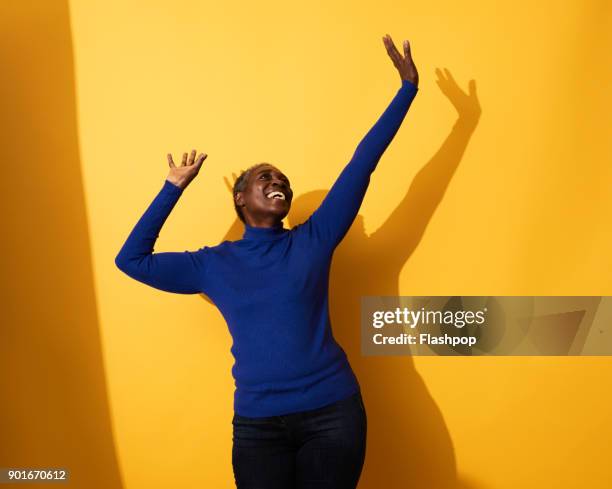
left=166, top=149, right=207, bottom=190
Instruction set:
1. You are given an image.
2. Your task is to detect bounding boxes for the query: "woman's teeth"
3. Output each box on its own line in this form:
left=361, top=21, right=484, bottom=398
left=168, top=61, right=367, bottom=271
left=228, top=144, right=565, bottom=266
left=266, top=191, right=285, bottom=200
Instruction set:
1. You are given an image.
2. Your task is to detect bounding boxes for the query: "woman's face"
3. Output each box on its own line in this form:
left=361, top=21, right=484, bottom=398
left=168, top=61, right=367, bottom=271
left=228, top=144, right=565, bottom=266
left=235, top=164, right=293, bottom=224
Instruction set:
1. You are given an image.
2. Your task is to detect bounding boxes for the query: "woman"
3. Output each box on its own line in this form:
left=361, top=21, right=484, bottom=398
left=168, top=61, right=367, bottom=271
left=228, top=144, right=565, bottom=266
left=115, top=34, right=419, bottom=489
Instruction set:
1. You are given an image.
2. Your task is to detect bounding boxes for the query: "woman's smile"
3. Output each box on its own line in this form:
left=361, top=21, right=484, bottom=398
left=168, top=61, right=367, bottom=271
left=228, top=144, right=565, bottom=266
left=265, top=190, right=286, bottom=200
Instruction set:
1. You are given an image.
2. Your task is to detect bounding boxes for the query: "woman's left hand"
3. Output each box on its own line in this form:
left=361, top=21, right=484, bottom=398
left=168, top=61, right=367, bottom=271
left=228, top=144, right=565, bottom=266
left=383, top=34, right=419, bottom=87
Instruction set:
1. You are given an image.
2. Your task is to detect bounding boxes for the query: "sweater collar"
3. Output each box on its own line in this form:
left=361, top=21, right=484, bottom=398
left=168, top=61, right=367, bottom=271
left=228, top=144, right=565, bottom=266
left=242, top=222, right=289, bottom=241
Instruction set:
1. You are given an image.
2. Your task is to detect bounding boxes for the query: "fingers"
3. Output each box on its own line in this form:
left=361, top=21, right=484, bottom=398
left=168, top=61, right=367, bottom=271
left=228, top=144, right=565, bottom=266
left=383, top=34, right=403, bottom=65
left=170, top=149, right=207, bottom=169
left=188, top=149, right=196, bottom=165
left=195, top=152, right=207, bottom=168
left=403, top=39, right=412, bottom=59
left=383, top=34, right=414, bottom=63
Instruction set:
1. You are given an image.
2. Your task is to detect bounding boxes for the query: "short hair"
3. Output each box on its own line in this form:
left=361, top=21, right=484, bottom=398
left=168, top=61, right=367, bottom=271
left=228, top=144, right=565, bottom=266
left=232, top=163, right=271, bottom=223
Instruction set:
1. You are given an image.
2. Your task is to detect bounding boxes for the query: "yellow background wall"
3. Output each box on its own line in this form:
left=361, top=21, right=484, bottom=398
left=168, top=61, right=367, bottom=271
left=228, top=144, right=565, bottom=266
left=2, top=0, right=611, bottom=488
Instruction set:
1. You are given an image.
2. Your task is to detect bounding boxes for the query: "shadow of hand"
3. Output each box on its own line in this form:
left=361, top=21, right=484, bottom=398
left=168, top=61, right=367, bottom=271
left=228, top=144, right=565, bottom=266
left=436, top=68, right=481, bottom=123
left=223, top=172, right=240, bottom=195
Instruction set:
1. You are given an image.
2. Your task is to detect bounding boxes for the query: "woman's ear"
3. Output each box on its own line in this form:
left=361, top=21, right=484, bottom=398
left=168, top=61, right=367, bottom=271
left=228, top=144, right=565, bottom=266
left=235, top=192, right=244, bottom=207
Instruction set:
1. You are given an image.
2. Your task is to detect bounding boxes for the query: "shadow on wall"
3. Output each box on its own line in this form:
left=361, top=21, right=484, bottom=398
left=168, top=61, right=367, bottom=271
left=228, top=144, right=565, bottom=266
left=0, top=2, right=124, bottom=488
left=203, top=70, right=482, bottom=488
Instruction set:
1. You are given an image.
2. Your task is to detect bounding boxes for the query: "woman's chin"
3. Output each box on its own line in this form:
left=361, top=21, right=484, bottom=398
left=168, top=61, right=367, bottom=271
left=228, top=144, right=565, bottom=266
left=267, top=200, right=290, bottom=211
left=273, top=207, right=290, bottom=220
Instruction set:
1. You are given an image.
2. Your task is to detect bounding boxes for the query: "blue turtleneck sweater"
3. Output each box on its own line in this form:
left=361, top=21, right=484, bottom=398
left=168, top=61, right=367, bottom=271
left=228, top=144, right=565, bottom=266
left=115, top=79, right=418, bottom=417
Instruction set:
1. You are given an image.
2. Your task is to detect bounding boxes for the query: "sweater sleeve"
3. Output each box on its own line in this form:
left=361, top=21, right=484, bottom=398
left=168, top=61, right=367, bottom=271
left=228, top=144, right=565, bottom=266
left=304, top=79, right=418, bottom=250
left=114, top=179, right=209, bottom=294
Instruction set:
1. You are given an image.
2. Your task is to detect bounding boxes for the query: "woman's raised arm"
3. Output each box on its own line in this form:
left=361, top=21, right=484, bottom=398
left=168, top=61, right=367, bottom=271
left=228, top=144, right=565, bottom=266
left=303, top=35, right=419, bottom=251
left=114, top=150, right=210, bottom=294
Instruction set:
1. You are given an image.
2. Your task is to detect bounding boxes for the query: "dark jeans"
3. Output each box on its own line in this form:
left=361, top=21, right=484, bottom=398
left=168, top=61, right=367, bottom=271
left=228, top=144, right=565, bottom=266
left=232, top=391, right=367, bottom=489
